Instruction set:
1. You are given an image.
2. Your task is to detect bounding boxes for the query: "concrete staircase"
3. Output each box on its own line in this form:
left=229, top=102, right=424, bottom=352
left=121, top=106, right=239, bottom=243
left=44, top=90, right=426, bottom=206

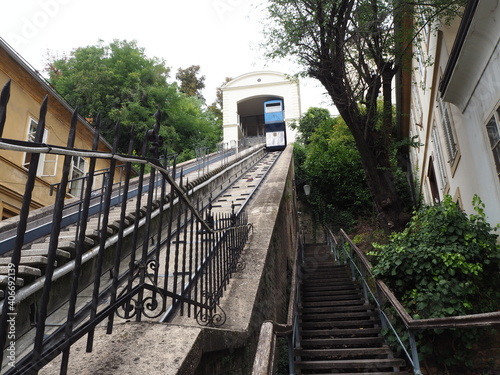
left=294, top=244, right=410, bottom=375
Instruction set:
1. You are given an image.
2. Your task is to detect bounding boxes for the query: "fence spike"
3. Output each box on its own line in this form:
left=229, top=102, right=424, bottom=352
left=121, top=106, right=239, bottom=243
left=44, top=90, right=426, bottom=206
left=0, top=79, right=11, bottom=136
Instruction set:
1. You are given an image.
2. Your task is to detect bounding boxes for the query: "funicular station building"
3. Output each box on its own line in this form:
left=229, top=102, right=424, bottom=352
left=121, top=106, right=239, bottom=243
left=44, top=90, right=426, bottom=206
left=221, top=71, right=301, bottom=147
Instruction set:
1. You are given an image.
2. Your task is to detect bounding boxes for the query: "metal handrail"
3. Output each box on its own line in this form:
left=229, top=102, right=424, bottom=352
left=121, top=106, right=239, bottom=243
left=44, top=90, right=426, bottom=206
left=335, top=228, right=500, bottom=329
left=329, top=228, right=420, bottom=373
left=330, top=227, right=500, bottom=375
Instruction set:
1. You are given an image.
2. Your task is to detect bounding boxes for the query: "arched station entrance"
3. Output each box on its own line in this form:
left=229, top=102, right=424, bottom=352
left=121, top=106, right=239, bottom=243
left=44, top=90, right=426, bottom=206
left=221, top=71, right=301, bottom=147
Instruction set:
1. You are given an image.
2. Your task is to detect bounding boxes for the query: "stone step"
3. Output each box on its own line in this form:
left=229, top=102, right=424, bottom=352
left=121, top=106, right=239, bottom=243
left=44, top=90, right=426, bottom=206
left=295, top=346, right=392, bottom=359
left=302, top=281, right=358, bottom=289
left=300, top=327, right=380, bottom=338
left=302, top=288, right=362, bottom=299
left=21, top=248, right=71, bottom=261
left=299, top=305, right=378, bottom=320
left=299, top=299, right=369, bottom=314
left=301, top=319, right=380, bottom=329
left=295, top=370, right=410, bottom=375
left=0, top=265, right=41, bottom=277
left=301, top=295, right=365, bottom=305
left=300, top=336, right=386, bottom=349
left=0, top=256, right=48, bottom=267
left=0, top=275, right=24, bottom=287
left=294, top=357, right=406, bottom=370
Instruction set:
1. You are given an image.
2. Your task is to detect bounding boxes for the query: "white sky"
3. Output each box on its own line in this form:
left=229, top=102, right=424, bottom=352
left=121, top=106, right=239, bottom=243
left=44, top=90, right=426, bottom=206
left=0, top=0, right=337, bottom=114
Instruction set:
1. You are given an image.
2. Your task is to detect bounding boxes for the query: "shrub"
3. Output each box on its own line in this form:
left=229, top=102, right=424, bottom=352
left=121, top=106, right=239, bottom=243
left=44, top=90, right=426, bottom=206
left=370, top=195, right=500, bottom=369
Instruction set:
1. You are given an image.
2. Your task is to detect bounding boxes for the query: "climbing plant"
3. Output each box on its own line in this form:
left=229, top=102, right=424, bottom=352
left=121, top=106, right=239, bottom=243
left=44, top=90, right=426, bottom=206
left=370, top=195, right=500, bottom=369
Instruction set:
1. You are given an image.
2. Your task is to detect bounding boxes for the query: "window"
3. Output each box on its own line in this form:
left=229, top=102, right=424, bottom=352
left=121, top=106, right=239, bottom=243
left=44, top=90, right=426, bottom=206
left=437, top=96, right=458, bottom=164
left=0, top=201, right=19, bottom=220
left=68, top=156, right=87, bottom=197
left=411, top=81, right=423, bottom=126
left=431, top=124, right=447, bottom=189
left=418, top=6, right=431, bottom=43
left=23, top=117, right=57, bottom=177
left=486, top=107, right=500, bottom=180
left=427, top=158, right=440, bottom=203
left=414, top=44, right=426, bottom=79
left=40, top=153, right=58, bottom=177
left=23, top=117, right=51, bottom=176
left=23, top=118, right=40, bottom=169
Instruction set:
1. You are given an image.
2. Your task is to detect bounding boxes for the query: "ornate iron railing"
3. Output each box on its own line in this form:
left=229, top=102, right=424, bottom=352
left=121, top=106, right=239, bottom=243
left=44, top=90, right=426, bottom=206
left=0, top=80, right=251, bottom=374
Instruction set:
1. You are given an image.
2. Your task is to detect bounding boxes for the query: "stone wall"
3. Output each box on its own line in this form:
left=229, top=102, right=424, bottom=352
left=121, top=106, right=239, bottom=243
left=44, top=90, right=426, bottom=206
left=187, top=146, right=298, bottom=374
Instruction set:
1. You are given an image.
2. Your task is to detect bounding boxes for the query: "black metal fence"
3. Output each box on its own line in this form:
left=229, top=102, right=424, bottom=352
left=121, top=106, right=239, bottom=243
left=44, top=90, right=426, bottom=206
left=0, top=80, right=251, bottom=374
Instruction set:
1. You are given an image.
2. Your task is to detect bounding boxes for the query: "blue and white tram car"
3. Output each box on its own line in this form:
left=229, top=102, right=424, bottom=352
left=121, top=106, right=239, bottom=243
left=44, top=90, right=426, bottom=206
left=264, top=99, right=287, bottom=151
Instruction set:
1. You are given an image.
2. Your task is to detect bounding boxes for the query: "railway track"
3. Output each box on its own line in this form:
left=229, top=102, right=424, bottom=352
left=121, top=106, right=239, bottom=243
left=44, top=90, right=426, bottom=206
left=0, top=145, right=281, bottom=374
left=0, top=148, right=233, bottom=257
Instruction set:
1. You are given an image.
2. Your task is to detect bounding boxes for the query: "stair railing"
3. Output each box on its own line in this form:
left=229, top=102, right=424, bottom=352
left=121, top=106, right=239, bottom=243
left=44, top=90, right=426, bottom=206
left=328, top=227, right=500, bottom=375
left=327, top=227, right=421, bottom=374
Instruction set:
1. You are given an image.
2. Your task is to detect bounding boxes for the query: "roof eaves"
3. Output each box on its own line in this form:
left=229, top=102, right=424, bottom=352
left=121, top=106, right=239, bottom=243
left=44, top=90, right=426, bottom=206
left=0, top=37, right=115, bottom=151
left=438, top=0, right=480, bottom=97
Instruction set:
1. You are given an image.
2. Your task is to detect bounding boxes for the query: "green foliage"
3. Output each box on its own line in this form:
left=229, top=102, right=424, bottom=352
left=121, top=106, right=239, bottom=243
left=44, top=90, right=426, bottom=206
left=295, top=108, right=373, bottom=229
left=176, top=65, right=206, bottom=101
left=262, top=0, right=465, bottom=231
left=46, top=39, right=221, bottom=156
left=291, top=107, right=332, bottom=144
left=370, top=195, right=500, bottom=368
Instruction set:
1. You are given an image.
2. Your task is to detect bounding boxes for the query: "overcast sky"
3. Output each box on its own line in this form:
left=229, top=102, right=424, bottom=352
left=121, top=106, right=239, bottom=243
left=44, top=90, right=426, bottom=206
left=0, top=0, right=337, bottom=114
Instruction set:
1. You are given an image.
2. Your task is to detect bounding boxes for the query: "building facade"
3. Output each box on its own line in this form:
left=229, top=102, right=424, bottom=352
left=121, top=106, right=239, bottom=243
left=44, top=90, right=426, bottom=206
left=408, top=0, right=500, bottom=226
left=0, top=38, right=120, bottom=220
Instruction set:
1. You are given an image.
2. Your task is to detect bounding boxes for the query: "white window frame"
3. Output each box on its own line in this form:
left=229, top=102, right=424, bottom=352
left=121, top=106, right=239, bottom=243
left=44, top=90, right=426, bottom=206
left=411, top=80, right=423, bottom=126
left=414, top=44, right=426, bottom=79
left=23, top=117, right=58, bottom=177
left=40, top=153, right=58, bottom=177
left=437, top=96, right=458, bottom=164
left=431, top=123, right=447, bottom=190
left=486, top=106, right=500, bottom=180
left=23, top=117, right=50, bottom=177
left=68, top=156, right=87, bottom=197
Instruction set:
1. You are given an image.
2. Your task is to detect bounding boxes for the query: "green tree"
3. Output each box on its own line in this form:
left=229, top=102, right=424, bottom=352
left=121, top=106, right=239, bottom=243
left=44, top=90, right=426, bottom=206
left=296, top=108, right=372, bottom=228
left=262, top=0, right=464, bottom=231
left=46, top=40, right=219, bottom=157
left=176, top=65, right=206, bottom=101
left=207, top=77, right=232, bottom=131
left=291, top=107, right=332, bottom=144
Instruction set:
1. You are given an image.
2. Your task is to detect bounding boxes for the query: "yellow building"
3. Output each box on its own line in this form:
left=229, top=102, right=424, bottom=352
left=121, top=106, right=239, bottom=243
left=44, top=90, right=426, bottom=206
left=0, top=38, right=121, bottom=220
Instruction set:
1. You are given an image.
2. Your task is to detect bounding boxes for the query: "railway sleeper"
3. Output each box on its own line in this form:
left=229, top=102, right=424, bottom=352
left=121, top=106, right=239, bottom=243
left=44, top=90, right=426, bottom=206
left=0, top=265, right=41, bottom=279
left=21, top=248, right=71, bottom=260
left=0, top=275, right=24, bottom=287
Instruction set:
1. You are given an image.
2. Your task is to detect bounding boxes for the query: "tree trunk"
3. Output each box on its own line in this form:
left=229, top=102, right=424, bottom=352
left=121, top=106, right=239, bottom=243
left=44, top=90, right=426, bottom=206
left=316, top=73, right=409, bottom=232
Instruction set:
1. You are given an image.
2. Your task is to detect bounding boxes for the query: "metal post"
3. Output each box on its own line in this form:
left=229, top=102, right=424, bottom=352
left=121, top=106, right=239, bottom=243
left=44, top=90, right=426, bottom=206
left=361, top=267, right=369, bottom=304
left=376, top=285, right=388, bottom=331
left=287, top=334, right=295, bottom=375
left=0, top=80, right=11, bottom=136
left=408, top=330, right=423, bottom=375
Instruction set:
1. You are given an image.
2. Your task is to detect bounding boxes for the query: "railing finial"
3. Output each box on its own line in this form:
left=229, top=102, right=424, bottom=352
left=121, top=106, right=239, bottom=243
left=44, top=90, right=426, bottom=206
left=0, top=79, right=11, bottom=136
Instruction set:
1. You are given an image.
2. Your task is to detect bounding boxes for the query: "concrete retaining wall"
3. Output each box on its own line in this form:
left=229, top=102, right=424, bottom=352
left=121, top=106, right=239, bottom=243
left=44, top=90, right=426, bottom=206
left=184, top=145, right=298, bottom=374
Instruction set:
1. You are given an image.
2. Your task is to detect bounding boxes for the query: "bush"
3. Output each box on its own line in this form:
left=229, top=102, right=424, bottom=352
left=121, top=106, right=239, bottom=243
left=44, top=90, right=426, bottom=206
left=294, top=109, right=373, bottom=230
left=370, top=195, right=500, bottom=369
